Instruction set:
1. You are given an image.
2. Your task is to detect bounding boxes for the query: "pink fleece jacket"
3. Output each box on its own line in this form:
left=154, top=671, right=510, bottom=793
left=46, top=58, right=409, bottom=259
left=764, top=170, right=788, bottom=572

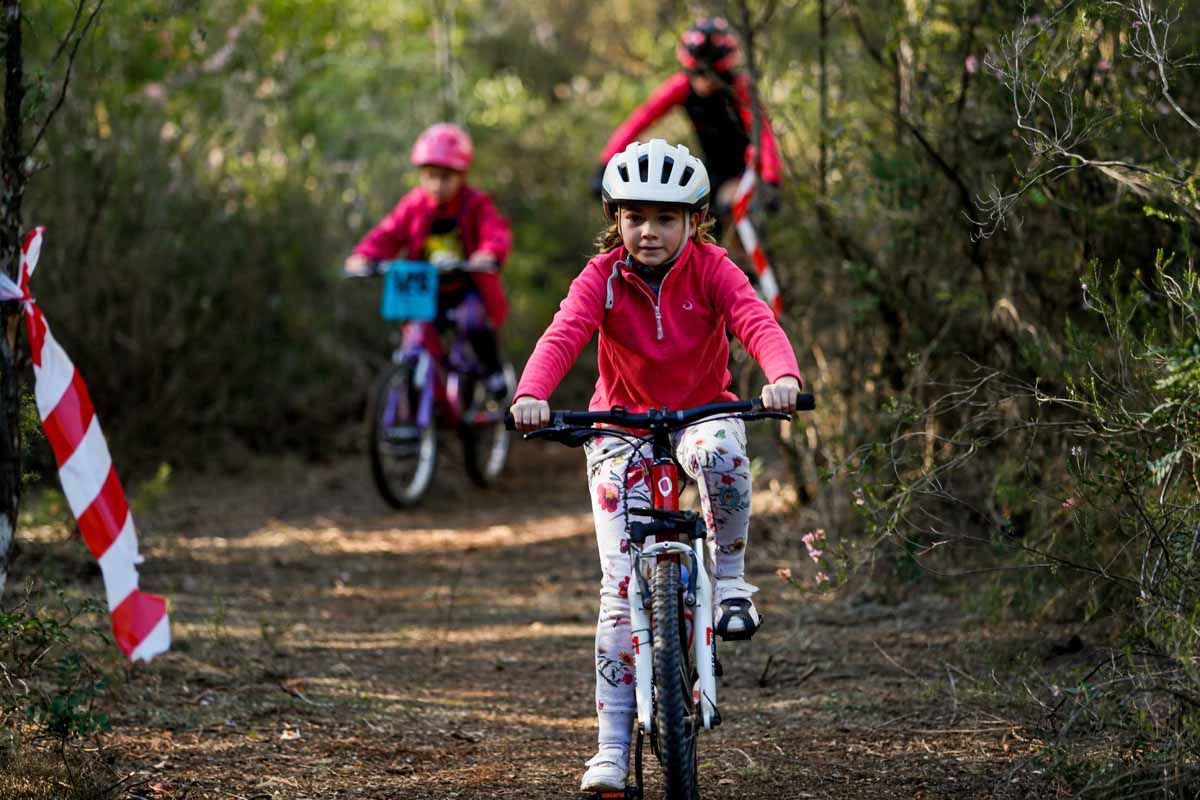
left=515, top=241, right=802, bottom=411
left=352, top=185, right=512, bottom=326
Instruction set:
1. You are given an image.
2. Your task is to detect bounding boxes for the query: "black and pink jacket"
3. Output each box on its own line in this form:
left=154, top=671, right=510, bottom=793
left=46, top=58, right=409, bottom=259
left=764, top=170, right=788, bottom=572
left=599, top=72, right=782, bottom=187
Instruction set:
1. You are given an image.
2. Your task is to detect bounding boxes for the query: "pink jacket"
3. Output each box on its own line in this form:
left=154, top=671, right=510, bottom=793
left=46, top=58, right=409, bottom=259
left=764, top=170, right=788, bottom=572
left=599, top=72, right=783, bottom=185
left=515, top=241, right=802, bottom=411
left=352, top=185, right=512, bottom=326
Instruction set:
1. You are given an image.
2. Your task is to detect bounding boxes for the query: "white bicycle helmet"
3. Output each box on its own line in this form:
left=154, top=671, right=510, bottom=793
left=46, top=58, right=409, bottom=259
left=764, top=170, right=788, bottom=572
left=601, top=139, right=710, bottom=220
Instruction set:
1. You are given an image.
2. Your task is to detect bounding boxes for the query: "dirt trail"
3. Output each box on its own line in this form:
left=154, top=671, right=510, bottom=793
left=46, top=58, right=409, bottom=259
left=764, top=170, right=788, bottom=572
left=107, top=441, right=1057, bottom=799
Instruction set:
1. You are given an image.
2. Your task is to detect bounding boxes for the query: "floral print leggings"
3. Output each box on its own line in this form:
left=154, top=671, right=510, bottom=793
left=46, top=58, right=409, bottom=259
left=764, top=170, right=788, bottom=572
left=583, top=417, right=751, bottom=715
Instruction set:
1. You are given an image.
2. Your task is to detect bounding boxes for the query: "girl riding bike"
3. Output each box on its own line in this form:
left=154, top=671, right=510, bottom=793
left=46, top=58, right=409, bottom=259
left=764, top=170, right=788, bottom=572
left=511, top=139, right=804, bottom=793
left=346, top=122, right=513, bottom=398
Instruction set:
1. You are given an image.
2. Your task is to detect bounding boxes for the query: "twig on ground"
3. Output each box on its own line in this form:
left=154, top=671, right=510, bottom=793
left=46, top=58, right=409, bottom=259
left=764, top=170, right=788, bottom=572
left=873, top=639, right=920, bottom=679
left=946, top=665, right=959, bottom=724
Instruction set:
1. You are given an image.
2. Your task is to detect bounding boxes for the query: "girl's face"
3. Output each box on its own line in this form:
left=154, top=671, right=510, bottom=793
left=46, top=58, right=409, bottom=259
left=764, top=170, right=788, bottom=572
left=418, top=165, right=465, bottom=205
left=688, top=72, right=720, bottom=97
left=618, top=202, right=701, bottom=268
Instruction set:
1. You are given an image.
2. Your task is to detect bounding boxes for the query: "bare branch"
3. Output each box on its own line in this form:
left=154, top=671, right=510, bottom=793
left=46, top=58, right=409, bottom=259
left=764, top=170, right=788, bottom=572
left=27, top=0, right=104, bottom=157
left=48, top=0, right=85, bottom=66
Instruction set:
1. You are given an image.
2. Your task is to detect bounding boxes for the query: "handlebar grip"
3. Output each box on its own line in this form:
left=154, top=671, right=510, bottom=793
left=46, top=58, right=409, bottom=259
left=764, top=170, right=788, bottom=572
left=504, top=413, right=516, bottom=431
left=797, top=393, right=815, bottom=411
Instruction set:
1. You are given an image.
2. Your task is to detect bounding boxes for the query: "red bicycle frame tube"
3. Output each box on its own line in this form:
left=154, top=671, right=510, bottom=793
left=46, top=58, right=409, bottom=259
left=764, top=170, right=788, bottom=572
left=400, top=320, right=465, bottom=427
left=651, top=459, right=680, bottom=514
left=652, top=459, right=682, bottom=560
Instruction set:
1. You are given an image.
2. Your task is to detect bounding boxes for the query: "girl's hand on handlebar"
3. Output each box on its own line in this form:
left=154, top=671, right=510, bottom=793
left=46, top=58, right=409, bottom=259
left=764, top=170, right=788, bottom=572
left=511, top=395, right=551, bottom=432
left=761, top=376, right=802, bottom=413
left=344, top=254, right=371, bottom=276
left=468, top=250, right=498, bottom=270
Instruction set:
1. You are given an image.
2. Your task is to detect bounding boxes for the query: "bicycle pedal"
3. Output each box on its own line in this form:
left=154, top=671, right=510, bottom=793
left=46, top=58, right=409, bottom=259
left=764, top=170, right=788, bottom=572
left=584, top=789, right=639, bottom=800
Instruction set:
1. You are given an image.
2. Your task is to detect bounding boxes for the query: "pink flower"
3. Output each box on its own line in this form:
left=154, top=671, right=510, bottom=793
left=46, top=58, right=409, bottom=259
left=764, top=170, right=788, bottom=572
left=776, top=566, right=793, bottom=582
left=814, top=571, right=830, bottom=585
left=1061, top=498, right=1079, bottom=511
left=965, top=54, right=979, bottom=74
left=1097, top=59, right=1111, bottom=73
left=596, top=482, right=620, bottom=513
left=802, top=529, right=826, bottom=563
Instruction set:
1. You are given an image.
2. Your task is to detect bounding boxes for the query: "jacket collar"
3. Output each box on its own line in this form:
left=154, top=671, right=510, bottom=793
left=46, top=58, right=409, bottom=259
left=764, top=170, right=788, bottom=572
left=617, top=239, right=695, bottom=284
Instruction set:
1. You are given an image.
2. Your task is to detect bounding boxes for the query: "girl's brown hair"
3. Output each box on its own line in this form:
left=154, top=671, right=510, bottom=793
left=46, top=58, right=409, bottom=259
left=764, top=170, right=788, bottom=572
left=593, top=207, right=717, bottom=253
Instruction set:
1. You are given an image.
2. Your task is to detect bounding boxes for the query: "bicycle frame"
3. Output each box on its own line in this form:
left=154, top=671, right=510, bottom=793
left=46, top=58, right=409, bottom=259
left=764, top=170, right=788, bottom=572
left=394, top=312, right=489, bottom=430
left=510, top=397, right=816, bottom=798
left=626, top=438, right=719, bottom=734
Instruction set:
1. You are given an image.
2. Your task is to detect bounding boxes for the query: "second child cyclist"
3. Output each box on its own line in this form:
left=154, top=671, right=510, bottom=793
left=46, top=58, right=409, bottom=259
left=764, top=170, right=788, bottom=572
left=511, top=139, right=804, bottom=793
left=593, top=17, right=783, bottom=231
left=346, top=123, right=513, bottom=398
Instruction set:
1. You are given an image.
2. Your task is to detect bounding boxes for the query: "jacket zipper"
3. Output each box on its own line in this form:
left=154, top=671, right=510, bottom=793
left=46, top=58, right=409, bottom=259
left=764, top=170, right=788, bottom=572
left=626, top=265, right=677, bottom=342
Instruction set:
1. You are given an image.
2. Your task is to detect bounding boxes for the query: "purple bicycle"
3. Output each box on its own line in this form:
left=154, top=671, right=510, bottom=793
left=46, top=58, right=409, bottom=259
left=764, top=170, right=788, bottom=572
left=347, top=258, right=512, bottom=507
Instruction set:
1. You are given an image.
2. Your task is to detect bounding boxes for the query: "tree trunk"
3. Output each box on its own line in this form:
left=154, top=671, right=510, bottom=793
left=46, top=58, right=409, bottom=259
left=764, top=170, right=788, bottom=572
left=0, top=0, right=26, bottom=597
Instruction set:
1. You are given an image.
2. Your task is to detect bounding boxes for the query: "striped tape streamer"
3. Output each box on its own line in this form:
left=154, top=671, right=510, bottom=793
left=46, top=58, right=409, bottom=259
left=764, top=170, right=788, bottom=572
left=0, top=228, right=170, bottom=661
left=731, top=168, right=783, bottom=318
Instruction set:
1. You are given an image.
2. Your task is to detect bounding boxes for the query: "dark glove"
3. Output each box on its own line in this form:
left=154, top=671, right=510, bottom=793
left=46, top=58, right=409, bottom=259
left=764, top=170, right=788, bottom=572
left=590, top=164, right=607, bottom=197
left=758, top=181, right=782, bottom=214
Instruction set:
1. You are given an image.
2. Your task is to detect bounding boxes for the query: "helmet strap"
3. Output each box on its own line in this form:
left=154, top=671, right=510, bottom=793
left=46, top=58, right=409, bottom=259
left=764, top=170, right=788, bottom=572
left=665, top=212, right=691, bottom=266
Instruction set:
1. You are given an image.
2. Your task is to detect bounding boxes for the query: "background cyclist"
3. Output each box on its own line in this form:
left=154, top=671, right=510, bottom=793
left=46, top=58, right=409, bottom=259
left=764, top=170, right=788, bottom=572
left=591, top=17, right=784, bottom=237
left=345, top=123, right=514, bottom=399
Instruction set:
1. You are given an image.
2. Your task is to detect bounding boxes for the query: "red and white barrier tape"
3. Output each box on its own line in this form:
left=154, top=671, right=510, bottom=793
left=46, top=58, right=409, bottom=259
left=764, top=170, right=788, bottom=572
left=730, top=168, right=783, bottom=318
left=0, top=228, right=170, bottom=661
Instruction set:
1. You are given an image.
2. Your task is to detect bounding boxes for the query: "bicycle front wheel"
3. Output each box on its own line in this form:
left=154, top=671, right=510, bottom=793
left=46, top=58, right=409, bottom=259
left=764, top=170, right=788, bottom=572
left=367, top=361, right=437, bottom=508
left=652, top=560, right=700, bottom=800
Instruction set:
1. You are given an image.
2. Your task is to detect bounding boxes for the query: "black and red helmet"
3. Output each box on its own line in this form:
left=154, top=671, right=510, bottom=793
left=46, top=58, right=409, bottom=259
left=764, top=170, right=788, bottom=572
left=676, top=17, right=740, bottom=75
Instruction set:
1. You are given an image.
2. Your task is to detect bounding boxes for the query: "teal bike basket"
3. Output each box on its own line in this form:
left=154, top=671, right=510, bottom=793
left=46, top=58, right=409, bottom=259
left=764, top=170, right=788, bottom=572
left=381, top=260, right=439, bottom=321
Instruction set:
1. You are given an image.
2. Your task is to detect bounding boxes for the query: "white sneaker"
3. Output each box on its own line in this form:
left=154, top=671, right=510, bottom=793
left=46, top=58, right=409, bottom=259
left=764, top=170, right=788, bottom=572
left=580, top=748, right=629, bottom=792
left=714, top=577, right=761, bottom=640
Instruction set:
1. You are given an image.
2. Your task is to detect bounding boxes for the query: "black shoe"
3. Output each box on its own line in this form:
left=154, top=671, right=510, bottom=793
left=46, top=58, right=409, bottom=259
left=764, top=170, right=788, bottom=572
left=484, top=371, right=510, bottom=400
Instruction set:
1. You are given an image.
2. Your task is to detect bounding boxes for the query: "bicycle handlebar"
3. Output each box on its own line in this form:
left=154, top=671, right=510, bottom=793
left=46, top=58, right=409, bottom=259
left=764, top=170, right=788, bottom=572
left=504, top=395, right=815, bottom=442
left=343, top=258, right=496, bottom=278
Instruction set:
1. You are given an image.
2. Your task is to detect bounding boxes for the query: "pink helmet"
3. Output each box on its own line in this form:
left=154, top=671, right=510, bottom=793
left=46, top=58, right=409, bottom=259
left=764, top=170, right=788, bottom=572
left=411, top=123, right=473, bottom=171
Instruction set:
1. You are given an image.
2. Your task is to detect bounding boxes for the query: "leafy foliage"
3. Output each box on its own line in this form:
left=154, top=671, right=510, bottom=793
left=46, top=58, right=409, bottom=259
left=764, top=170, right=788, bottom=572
left=0, top=584, right=113, bottom=746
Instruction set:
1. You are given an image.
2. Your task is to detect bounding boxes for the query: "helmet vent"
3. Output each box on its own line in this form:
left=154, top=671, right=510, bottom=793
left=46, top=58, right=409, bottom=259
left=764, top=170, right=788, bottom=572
left=659, top=155, right=675, bottom=184
left=617, top=164, right=630, bottom=182
left=637, top=157, right=649, bottom=183
left=680, top=165, right=695, bottom=186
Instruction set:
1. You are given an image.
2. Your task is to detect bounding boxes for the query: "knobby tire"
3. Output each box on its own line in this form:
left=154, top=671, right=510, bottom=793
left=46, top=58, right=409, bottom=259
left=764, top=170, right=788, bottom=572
left=653, top=560, right=700, bottom=800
